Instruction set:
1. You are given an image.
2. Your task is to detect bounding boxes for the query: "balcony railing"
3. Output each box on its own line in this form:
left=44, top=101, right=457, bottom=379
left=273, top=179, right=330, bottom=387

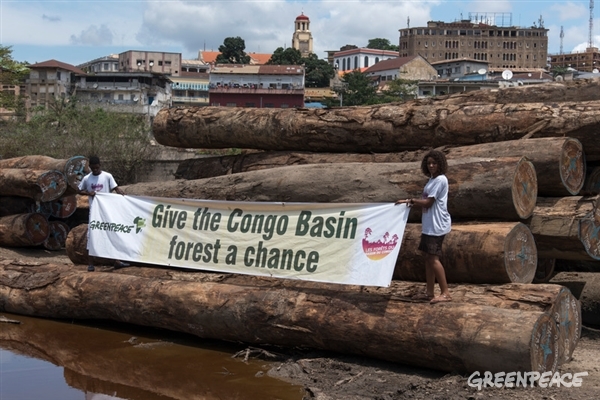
left=209, top=86, right=304, bottom=95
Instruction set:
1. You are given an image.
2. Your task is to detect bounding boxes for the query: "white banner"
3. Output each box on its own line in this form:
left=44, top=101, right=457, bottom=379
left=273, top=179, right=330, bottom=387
left=89, top=194, right=410, bottom=287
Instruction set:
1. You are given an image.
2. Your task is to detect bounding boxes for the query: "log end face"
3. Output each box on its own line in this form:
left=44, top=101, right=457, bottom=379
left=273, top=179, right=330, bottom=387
left=560, top=138, right=586, bottom=195
left=512, top=158, right=537, bottom=219
left=553, top=288, right=582, bottom=365
left=579, top=217, right=600, bottom=260
left=25, top=212, right=51, bottom=246
left=504, top=223, right=538, bottom=283
left=39, top=195, right=78, bottom=219
left=44, top=221, right=70, bottom=251
left=530, top=312, right=559, bottom=374
left=64, top=156, right=90, bottom=191
left=38, top=170, right=68, bottom=202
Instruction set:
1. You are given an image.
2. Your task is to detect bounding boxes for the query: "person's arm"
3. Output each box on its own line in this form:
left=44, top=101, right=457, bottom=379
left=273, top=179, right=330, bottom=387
left=112, top=186, right=125, bottom=195
left=395, top=197, right=435, bottom=208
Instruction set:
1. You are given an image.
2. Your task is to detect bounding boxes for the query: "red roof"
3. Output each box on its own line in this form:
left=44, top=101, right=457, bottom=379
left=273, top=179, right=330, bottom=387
left=296, top=13, right=309, bottom=20
left=28, top=59, right=86, bottom=75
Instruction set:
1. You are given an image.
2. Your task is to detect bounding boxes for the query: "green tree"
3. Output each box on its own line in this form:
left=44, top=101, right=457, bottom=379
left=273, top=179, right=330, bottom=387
left=377, top=78, right=418, bottom=103
left=267, top=47, right=303, bottom=65
left=303, top=54, right=335, bottom=87
left=330, top=70, right=377, bottom=106
left=550, top=65, right=569, bottom=78
left=366, top=38, right=399, bottom=52
left=216, top=37, right=251, bottom=64
left=0, top=45, right=29, bottom=114
left=0, top=101, right=157, bottom=184
left=340, top=44, right=358, bottom=51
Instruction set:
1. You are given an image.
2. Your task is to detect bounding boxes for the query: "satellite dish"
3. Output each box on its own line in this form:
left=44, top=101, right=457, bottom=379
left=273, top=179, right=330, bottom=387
left=92, top=83, right=98, bottom=89
left=133, top=96, right=139, bottom=102
left=501, top=70, right=513, bottom=80
left=477, top=69, right=487, bottom=75
left=517, top=80, right=524, bottom=86
left=593, top=69, right=599, bottom=74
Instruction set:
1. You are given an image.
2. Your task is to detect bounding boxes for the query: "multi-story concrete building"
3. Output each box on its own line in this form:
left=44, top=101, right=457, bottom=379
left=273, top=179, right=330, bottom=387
left=77, top=54, right=119, bottom=73
left=170, top=59, right=210, bottom=107
left=549, top=47, right=600, bottom=72
left=72, top=71, right=171, bottom=120
left=118, top=50, right=182, bottom=77
left=398, top=15, right=548, bottom=72
left=209, top=64, right=304, bottom=108
left=25, top=59, right=85, bottom=109
left=333, top=48, right=399, bottom=72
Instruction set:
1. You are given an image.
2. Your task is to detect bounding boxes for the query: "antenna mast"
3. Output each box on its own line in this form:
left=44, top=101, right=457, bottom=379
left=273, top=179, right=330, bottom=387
left=590, top=0, right=595, bottom=48
left=560, top=26, right=564, bottom=55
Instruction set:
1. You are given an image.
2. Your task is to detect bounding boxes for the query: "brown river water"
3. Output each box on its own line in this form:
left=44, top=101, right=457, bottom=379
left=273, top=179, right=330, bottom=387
left=0, top=313, right=304, bottom=400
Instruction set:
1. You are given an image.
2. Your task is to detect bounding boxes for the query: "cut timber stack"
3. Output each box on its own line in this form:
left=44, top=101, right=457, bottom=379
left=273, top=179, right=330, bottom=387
left=124, top=156, right=538, bottom=221
left=0, top=262, right=581, bottom=374
left=176, top=137, right=585, bottom=197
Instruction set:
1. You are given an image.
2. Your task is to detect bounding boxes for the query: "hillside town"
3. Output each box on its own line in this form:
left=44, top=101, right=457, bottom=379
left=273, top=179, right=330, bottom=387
left=2, top=11, right=600, bottom=123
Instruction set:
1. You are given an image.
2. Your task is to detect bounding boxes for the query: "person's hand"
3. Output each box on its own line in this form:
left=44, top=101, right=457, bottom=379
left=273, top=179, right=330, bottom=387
left=88, top=191, right=96, bottom=197
left=395, top=199, right=412, bottom=206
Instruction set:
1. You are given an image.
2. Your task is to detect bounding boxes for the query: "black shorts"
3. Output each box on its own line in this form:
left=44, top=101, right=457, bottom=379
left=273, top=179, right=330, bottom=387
left=418, top=234, right=445, bottom=257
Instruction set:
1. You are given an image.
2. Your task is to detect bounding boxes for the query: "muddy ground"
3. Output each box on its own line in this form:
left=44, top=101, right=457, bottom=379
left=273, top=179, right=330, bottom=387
left=1, top=246, right=599, bottom=400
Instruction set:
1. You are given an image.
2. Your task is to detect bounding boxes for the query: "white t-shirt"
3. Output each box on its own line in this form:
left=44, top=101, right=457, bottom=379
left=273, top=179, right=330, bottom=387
left=421, top=174, right=451, bottom=236
left=78, top=171, right=118, bottom=206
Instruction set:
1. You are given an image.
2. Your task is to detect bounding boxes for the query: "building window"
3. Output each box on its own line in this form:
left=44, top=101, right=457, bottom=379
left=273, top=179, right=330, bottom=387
left=281, top=104, right=289, bottom=108
left=364, top=56, right=369, bottom=68
left=103, top=63, right=109, bottom=71
left=226, top=102, right=236, bottom=107
left=118, top=94, right=124, bottom=100
left=264, top=103, right=274, bottom=108
left=245, top=102, right=255, bottom=107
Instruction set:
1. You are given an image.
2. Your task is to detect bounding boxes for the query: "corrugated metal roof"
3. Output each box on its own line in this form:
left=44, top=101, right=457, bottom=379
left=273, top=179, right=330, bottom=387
left=29, top=59, right=86, bottom=75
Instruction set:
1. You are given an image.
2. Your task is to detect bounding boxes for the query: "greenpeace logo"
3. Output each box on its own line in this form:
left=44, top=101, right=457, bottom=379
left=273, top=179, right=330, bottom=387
left=467, top=370, right=588, bottom=390
left=89, top=220, right=135, bottom=234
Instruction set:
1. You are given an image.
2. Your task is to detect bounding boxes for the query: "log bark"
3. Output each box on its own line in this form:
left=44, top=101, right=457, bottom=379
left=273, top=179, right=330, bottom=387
left=0, top=155, right=89, bottom=191
left=0, top=196, right=36, bottom=216
left=43, top=221, right=70, bottom=251
left=125, top=157, right=538, bottom=221
left=0, top=213, right=50, bottom=247
left=152, top=100, right=600, bottom=159
left=0, top=262, right=563, bottom=374
left=0, top=169, right=67, bottom=202
left=394, top=222, right=537, bottom=284
left=527, top=196, right=599, bottom=260
left=177, top=137, right=585, bottom=197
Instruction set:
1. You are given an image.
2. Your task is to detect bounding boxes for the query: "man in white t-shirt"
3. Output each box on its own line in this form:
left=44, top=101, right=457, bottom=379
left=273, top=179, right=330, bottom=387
left=78, top=156, right=128, bottom=271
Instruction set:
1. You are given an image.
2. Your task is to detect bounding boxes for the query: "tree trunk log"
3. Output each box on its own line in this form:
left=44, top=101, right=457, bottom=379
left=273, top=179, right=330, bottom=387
left=152, top=100, right=600, bottom=160
left=0, top=196, right=36, bottom=217
left=394, top=222, right=537, bottom=284
left=125, top=157, right=538, bottom=221
left=177, top=137, right=585, bottom=197
left=551, top=271, right=600, bottom=328
left=527, top=196, right=599, bottom=260
left=583, top=166, right=600, bottom=194
left=65, top=223, right=112, bottom=265
left=0, top=213, right=50, bottom=247
left=0, top=262, right=565, bottom=374
left=0, top=168, right=67, bottom=202
left=38, top=195, right=78, bottom=219
left=43, top=221, right=70, bottom=251
left=0, top=155, right=89, bottom=191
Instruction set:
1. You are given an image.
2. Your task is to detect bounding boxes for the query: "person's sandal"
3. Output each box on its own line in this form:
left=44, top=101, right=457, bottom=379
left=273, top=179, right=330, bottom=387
left=430, top=294, right=452, bottom=304
left=411, top=293, right=434, bottom=301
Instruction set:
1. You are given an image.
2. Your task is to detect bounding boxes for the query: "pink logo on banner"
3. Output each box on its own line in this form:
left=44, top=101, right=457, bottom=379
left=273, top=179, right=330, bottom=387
left=362, top=228, right=399, bottom=260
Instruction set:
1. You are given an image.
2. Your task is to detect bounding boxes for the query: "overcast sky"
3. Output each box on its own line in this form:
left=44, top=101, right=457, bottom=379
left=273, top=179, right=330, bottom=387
left=1, top=0, right=597, bottom=66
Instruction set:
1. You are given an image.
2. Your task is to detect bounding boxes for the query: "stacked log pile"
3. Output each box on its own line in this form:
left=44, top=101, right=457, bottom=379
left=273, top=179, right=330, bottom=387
left=0, top=156, right=88, bottom=250
left=8, top=81, right=600, bottom=374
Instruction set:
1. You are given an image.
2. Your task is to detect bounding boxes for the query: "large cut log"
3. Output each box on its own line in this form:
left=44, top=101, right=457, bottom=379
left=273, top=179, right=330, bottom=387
left=0, top=155, right=89, bottom=191
left=0, top=168, right=67, bottom=202
left=38, top=195, right=77, bottom=219
left=0, top=213, right=50, bottom=247
left=125, top=157, right=538, bottom=221
left=551, top=272, right=600, bottom=328
left=43, top=220, right=70, bottom=251
left=177, top=137, right=585, bottom=196
left=394, top=222, right=537, bottom=284
left=152, top=100, right=600, bottom=159
left=0, top=262, right=562, bottom=374
left=527, top=196, right=600, bottom=260
left=0, top=196, right=36, bottom=216
left=65, top=223, right=112, bottom=265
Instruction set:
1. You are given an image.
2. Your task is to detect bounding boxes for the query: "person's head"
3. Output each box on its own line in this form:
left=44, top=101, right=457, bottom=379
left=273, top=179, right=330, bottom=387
left=421, top=150, right=448, bottom=178
left=89, top=156, right=102, bottom=176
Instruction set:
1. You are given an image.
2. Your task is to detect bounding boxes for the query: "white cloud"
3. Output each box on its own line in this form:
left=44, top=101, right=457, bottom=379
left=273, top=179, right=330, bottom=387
left=42, top=14, right=61, bottom=22
left=70, top=24, right=114, bottom=46
left=549, top=2, right=587, bottom=22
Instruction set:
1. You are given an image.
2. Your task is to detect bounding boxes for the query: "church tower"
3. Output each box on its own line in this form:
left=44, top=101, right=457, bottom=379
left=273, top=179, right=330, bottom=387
left=292, top=13, right=313, bottom=57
